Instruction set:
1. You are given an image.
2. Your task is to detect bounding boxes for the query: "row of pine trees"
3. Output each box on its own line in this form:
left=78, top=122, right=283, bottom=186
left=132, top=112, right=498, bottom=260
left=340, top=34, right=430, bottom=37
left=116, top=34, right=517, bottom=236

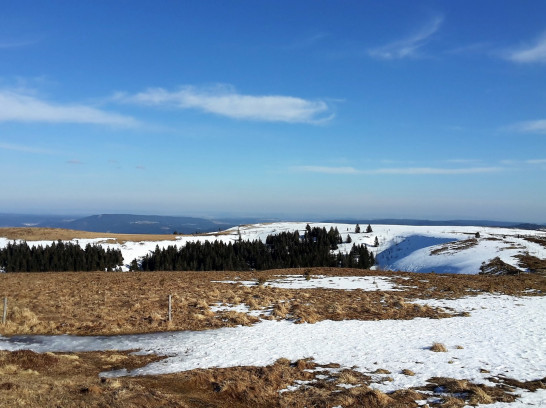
left=0, top=241, right=123, bottom=272
left=138, top=226, right=375, bottom=271
left=0, top=226, right=376, bottom=272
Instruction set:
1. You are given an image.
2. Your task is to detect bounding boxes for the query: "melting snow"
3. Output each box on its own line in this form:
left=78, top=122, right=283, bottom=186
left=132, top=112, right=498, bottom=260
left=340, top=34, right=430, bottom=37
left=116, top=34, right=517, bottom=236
left=216, top=275, right=401, bottom=291
left=0, top=294, right=544, bottom=406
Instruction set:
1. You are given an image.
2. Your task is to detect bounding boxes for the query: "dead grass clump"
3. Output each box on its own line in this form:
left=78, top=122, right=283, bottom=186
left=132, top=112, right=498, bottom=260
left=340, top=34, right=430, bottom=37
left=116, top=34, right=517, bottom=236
left=7, top=306, right=40, bottom=327
left=222, top=311, right=254, bottom=326
left=246, top=298, right=260, bottom=310
left=431, top=238, right=478, bottom=255
left=272, top=302, right=289, bottom=319
left=420, top=376, right=519, bottom=406
left=468, top=385, right=494, bottom=405
left=430, top=342, right=448, bottom=352
left=354, top=388, right=395, bottom=407
left=337, top=370, right=362, bottom=385
left=389, top=389, right=424, bottom=403
left=2, top=350, right=59, bottom=372
left=401, top=368, right=415, bottom=376
left=516, top=254, right=546, bottom=275
left=480, top=257, right=521, bottom=276
left=488, top=375, right=546, bottom=392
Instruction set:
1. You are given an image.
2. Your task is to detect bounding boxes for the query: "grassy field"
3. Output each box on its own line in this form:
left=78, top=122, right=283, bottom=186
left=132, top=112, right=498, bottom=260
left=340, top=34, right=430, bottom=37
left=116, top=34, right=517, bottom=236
left=1, top=268, right=544, bottom=336
left=0, top=227, right=185, bottom=244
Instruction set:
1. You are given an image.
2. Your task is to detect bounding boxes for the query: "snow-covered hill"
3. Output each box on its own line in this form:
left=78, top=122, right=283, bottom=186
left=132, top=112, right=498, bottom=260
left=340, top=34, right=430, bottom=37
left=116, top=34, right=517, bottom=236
left=1, top=222, right=545, bottom=274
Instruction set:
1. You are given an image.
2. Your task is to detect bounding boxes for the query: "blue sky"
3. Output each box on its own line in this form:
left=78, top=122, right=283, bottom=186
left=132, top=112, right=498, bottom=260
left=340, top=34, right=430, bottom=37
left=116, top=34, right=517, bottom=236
left=1, top=1, right=545, bottom=222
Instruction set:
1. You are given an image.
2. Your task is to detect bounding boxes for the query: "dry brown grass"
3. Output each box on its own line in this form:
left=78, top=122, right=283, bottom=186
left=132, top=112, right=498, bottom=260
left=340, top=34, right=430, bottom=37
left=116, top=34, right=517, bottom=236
left=516, top=253, right=546, bottom=275
left=0, top=227, right=190, bottom=244
left=0, top=349, right=169, bottom=408
left=480, top=257, right=523, bottom=275
left=416, top=376, right=532, bottom=407
left=0, top=268, right=545, bottom=336
left=430, top=342, right=448, bottom=352
left=1, top=350, right=544, bottom=407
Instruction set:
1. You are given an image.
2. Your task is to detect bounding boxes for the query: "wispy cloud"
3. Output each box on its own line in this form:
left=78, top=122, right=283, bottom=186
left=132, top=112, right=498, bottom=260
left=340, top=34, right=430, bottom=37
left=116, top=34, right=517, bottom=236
left=507, top=119, right=546, bottom=134
left=114, top=84, right=333, bottom=124
left=444, top=159, right=482, bottom=164
left=0, top=90, right=139, bottom=127
left=66, top=159, right=83, bottom=165
left=283, top=33, right=329, bottom=50
left=368, top=16, right=443, bottom=60
left=504, top=33, right=546, bottom=63
left=0, top=142, right=60, bottom=155
left=526, top=159, right=546, bottom=165
left=295, top=165, right=501, bottom=175
left=294, top=165, right=359, bottom=174
left=445, top=42, right=491, bottom=56
left=0, top=38, right=38, bottom=49
left=367, top=167, right=501, bottom=175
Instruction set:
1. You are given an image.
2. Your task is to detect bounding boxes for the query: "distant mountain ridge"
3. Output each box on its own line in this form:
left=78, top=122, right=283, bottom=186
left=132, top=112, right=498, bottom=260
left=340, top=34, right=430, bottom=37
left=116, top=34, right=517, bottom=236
left=0, top=213, right=263, bottom=234
left=0, top=213, right=544, bottom=234
left=323, top=219, right=546, bottom=230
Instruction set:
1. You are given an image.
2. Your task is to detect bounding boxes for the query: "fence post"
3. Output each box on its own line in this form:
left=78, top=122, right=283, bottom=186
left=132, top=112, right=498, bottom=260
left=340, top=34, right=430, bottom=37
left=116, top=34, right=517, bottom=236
left=2, top=297, right=7, bottom=325
left=168, top=294, right=172, bottom=322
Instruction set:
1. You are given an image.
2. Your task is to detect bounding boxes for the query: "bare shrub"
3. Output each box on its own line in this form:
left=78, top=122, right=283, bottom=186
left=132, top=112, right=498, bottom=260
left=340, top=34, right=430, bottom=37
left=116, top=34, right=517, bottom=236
left=431, top=342, right=448, bottom=352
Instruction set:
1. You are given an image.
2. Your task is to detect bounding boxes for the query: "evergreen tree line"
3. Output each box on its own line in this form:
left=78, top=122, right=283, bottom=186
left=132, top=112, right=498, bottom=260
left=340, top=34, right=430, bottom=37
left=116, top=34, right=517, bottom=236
left=138, top=226, right=375, bottom=271
left=0, top=241, right=123, bottom=272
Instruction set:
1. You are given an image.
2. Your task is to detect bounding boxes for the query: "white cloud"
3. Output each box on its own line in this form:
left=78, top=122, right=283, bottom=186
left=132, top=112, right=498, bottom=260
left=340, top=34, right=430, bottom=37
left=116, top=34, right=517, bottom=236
left=505, top=33, right=546, bottom=63
left=115, top=84, right=333, bottom=124
left=0, top=38, right=38, bottom=49
left=367, top=167, right=502, bottom=175
left=526, top=159, right=546, bottom=165
left=295, top=165, right=501, bottom=175
left=0, top=142, right=59, bottom=155
left=283, top=33, right=329, bottom=50
left=368, top=16, right=443, bottom=60
left=294, top=166, right=359, bottom=174
left=0, top=90, right=139, bottom=127
left=509, top=119, right=546, bottom=134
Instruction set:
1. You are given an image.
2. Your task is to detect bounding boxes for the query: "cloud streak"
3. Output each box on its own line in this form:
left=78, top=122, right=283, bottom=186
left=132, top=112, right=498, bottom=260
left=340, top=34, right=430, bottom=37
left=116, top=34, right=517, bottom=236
left=294, top=166, right=359, bottom=174
left=115, top=84, right=333, bottom=124
left=368, top=16, right=443, bottom=60
left=0, top=142, right=60, bottom=155
left=508, top=119, right=546, bottom=134
left=0, top=90, right=139, bottom=127
left=505, top=33, right=546, bottom=63
left=295, top=165, right=502, bottom=175
left=366, top=167, right=502, bottom=175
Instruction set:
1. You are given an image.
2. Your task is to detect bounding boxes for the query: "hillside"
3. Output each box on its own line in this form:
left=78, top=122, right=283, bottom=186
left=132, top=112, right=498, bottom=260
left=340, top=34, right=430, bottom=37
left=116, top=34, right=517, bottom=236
left=1, top=222, right=545, bottom=274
